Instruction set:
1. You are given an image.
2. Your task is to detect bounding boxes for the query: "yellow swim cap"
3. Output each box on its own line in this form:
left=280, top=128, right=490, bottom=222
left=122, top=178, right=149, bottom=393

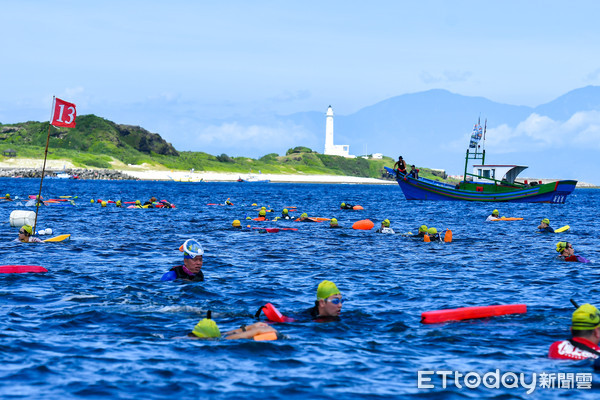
left=91, top=199, right=95, bottom=203
left=427, top=227, right=437, bottom=235
left=301, top=213, right=308, bottom=218
left=542, top=218, right=550, bottom=225
left=492, top=209, right=499, bottom=216
left=135, top=200, right=141, bottom=205
left=283, top=209, right=288, bottom=214
left=330, top=218, right=338, bottom=224
left=341, top=203, right=346, bottom=207
left=192, top=317, right=221, bottom=338
left=252, top=203, right=257, bottom=206
left=317, top=280, right=341, bottom=300
left=232, top=220, right=241, bottom=227
left=5, top=193, right=10, bottom=198
left=261, top=206, right=266, bottom=210
left=101, top=201, right=107, bottom=207
left=418, top=225, right=428, bottom=233
left=259, top=210, right=266, bottom=216
left=22, top=225, right=33, bottom=235
left=556, top=242, right=568, bottom=253
left=572, top=304, right=600, bottom=330
left=246, top=216, right=251, bottom=220
left=382, top=219, right=390, bottom=227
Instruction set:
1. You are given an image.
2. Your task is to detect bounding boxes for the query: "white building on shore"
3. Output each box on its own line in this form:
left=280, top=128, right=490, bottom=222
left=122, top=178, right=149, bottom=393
left=323, top=106, right=354, bottom=157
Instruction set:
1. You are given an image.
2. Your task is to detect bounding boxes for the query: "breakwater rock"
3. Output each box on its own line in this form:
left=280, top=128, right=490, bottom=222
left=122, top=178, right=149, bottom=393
left=0, top=168, right=137, bottom=180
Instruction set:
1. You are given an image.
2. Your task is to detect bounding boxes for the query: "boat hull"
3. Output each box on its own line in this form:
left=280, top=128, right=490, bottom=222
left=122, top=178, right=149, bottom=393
left=384, top=167, right=577, bottom=204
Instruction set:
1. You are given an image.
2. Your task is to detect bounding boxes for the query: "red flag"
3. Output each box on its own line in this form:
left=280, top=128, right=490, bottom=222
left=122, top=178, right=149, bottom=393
left=51, top=97, right=77, bottom=128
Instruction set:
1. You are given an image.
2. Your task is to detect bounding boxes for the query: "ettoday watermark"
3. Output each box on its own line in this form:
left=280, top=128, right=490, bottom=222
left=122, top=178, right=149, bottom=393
left=417, top=369, right=592, bottom=394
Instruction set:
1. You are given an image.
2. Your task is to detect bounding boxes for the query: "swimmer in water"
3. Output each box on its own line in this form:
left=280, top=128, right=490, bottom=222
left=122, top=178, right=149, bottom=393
left=538, top=218, right=554, bottom=233
left=280, top=209, right=292, bottom=220
left=340, top=202, right=354, bottom=210
left=549, top=303, right=600, bottom=360
left=375, top=219, right=394, bottom=234
left=329, top=218, right=341, bottom=228
left=161, top=239, right=204, bottom=282
left=307, top=280, right=344, bottom=321
left=486, top=209, right=500, bottom=221
left=187, top=311, right=280, bottom=340
left=14, top=225, right=44, bottom=243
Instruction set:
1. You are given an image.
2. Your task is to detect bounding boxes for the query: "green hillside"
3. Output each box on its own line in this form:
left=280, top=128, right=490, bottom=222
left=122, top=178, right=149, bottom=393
left=0, top=115, right=448, bottom=181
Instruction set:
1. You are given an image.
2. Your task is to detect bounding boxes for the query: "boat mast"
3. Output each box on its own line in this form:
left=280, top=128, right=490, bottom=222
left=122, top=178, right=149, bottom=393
left=463, top=118, right=485, bottom=183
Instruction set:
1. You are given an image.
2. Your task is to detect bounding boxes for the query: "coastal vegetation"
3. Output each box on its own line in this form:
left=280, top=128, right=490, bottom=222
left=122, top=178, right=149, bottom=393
left=0, top=115, right=449, bottom=181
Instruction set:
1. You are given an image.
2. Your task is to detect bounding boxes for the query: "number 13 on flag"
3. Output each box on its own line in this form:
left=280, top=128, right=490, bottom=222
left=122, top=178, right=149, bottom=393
left=51, top=97, right=77, bottom=128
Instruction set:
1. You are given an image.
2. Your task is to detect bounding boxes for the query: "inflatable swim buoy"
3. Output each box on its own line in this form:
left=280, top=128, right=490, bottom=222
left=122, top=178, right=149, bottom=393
left=352, top=219, right=374, bottom=230
left=255, top=303, right=294, bottom=323
left=421, top=304, right=527, bottom=324
left=253, top=331, right=278, bottom=341
left=352, top=205, right=364, bottom=210
left=0, top=265, right=48, bottom=274
left=491, top=217, right=523, bottom=221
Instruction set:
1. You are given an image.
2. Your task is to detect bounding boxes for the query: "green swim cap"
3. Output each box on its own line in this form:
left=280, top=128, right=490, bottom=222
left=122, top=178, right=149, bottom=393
left=5, top=193, right=10, bottom=198
left=192, top=316, right=221, bottom=338
left=317, top=280, right=341, bottom=300
left=556, top=241, right=568, bottom=253
left=382, top=219, right=390, bottom=227
left=492, top=209, right=499, bottom=216
left=542, top=218, right=550, bottom=225
left=135, top=200, right=141, bottom=205
left=261, top=206, right=266, bottom=210
left=259, top=210, right=266, bottom=216
left=301, top=213, right=308, bottom=218
left=116, top=200, right=122, bottom=206
left=283, top=209, right=288, bottom=214
left=341, top=203, right=346, bottom=207
left=330, top=218, right=338, bottom=224
left=22, top=225, right=33, bottom=235
left=572, top=304, right=600, bottom=330
left=418, top=225, right=428, bottom=233
left=232, top=220, right=241, bottom=227
left=427, top=227, right=437, bottom=234
left=101, top=201, right=107, bottom=207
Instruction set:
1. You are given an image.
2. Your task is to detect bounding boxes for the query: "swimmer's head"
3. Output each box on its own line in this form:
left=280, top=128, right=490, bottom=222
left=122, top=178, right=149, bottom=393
left=301, top=213, right=308, bottom=218
left=541, top=218, right=550, bottom=225
left=282, top=209, right=288, bottom=214
left=182, top=239, right=204, bottom=259
left=418, top=225, right=428, bottom=233
left=259, top=210, right=266, bottom=217
left=492, top=209, right=499, bottom=216
left=382, top=219, right=390, bottom=227
left=21, top=225, right=33, bottom=236
left=572, top=304, right=600, bottom=331
left=232, top=220, right=241, bottom=227
left=192, top=311, right=221, bottom=338
left=427, top=227, right=437, bottom=235
left=317, top=280, right=341, bottom=300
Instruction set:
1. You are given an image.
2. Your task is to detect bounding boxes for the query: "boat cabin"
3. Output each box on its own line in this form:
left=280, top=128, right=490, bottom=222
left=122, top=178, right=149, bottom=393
left=471, top=164, right=528, bottom=184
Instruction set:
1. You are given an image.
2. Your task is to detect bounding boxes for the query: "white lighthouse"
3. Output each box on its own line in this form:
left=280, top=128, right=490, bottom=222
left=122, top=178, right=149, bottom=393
left=323, top=105, right=351, bottom=157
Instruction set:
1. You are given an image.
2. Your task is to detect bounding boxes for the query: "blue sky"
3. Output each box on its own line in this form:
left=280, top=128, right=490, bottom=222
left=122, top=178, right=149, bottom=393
left=2, top=1, right=600, bottom=171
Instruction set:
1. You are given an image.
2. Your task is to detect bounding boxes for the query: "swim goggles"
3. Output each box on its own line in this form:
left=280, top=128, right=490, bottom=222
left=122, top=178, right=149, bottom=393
left=326, top=297, right=344, bottom=305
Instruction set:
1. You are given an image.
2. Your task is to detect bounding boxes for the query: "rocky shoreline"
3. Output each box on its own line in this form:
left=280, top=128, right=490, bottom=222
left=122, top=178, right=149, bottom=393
left=0, top=167, right=137, bottom=180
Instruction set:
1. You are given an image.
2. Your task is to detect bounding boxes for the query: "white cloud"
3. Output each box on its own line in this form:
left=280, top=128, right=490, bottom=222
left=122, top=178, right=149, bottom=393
left=482, top=111, right=600, bottom=153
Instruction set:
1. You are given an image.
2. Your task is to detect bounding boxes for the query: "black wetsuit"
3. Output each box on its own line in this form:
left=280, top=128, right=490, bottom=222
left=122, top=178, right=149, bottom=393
left=281, top=214, right=292, bottom=219
left=306, top=306, right=341, bottom=322
left=340, top=204, right=354, bottom=210
left=169, top=265, right=204, bottom=282
left=539, top=226, right=555, bottom=233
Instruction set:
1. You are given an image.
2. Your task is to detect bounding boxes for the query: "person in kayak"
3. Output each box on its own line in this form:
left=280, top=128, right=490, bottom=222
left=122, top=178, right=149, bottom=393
left=486, top=209, right=500, bottom=221
left=340, top=202, right=354, bottom=210
left=538, top=218, right=554, bottom=233
left=161, top=239, right=204, bottom=282
left=375, top=219, right=394, bottom=234
left=187, top=311, right=280, bottom=341
left=306, top=280, right=344, bottom=321
left=549, top=303, right=600, bottom=360
left=14, top=225, right=44, bottom=243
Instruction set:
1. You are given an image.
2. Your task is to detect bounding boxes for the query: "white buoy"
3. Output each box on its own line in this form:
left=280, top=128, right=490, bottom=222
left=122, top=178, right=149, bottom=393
left=9, top=210, right=37, bottom=227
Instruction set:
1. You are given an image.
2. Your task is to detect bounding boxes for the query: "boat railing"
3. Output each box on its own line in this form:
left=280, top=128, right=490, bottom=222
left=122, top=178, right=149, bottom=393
left=463, top=172, right=528, bottom=187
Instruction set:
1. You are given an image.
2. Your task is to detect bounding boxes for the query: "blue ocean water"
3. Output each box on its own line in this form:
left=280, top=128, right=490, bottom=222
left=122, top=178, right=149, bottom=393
left=0, top=178, right=599, bottom=400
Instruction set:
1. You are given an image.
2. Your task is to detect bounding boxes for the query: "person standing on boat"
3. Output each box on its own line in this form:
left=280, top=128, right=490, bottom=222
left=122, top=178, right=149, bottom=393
left=549, top=303, right=600, bottom=360
left=486, top=209, right=500, bottom=221
left=408, top=165, right=419, bottom=179
left=393, top=156, right=407, bottom=174
left=14, top=225, right=44, bottom=243
left=161, top=239, right=205, bottom=282
left=538, top=218, right=554, bottom=233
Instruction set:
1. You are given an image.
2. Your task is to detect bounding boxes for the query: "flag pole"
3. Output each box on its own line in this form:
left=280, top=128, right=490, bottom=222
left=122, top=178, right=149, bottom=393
left=32, top=96, right=55, bottom=234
